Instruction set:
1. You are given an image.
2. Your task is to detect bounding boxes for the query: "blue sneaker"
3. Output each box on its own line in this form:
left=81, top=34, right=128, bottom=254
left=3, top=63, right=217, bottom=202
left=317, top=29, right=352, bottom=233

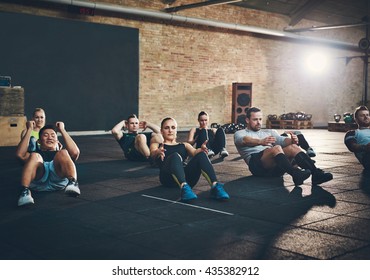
left=210, top=182, right=230, bottom=200
left=181, top=183, right=197, bottom=201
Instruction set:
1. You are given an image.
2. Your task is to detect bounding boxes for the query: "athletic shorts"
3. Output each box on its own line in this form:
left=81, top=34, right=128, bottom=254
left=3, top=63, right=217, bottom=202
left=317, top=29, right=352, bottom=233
left=249, top=150, right=285, bottom=177
left=29, top=161, right=69, bottom=191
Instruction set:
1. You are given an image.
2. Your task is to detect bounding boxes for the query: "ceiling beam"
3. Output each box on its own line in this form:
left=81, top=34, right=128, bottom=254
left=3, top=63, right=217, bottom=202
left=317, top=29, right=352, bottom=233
left=163, top=0, right=243, bottom=13
left=288, top=0, right=323, bottom=26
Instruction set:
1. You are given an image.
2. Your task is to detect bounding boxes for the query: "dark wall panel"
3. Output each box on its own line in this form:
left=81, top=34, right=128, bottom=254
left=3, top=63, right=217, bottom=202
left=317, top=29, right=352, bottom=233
left=0, top=11, right=139, bottom=131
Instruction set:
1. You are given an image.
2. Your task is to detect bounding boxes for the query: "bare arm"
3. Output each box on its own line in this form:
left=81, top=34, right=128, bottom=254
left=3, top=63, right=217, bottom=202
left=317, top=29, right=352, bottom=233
left=241, top=135, right=276, bottom=147
left=56, top=122, right=80, bottom=161
left=186, top=128, right=197, bottom=145
left=347, top=140, right=370, bottom=153
left=16, top=121, right=34, bottom=163
left=140, top=121, right=160, bottom=134
left=184, top=141, right=208, bottom=157
left=111, top=120, right=126, bottom=140
left=150, top=142, right=165, bottom=161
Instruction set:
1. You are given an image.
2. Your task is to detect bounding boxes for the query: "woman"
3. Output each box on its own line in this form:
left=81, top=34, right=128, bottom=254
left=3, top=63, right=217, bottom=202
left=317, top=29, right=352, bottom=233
left=20, top=108, right=46, bottom=152
left=187, top=111, right=228, bottom=158
left=150, top=117, right=229, bottom=202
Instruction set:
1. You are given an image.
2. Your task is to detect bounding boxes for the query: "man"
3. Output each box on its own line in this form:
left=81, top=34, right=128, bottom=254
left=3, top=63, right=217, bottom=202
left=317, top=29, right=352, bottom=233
left=16, top=121, right=80, bottom=206
left=344, top=105, right=370, bottom=174
left=111, top=114, right=162, bottom=162
left=234, top=107, right=332, bottom=185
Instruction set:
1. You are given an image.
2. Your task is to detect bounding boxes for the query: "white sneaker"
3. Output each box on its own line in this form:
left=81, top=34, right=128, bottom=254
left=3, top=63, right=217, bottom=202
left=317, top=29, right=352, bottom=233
left=207, top=149, right=215, bottom=158
left=18, top=188, right=34, bottom=206
left=306, top=147, right=316, bottom=157
left=220, top=148, right=229, bottom=158
left=65, top=179, right=80, bottom=197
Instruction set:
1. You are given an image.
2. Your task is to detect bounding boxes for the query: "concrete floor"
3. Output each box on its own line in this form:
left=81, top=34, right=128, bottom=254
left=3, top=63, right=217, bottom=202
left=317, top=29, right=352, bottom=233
left=1, top=129, right=370, bottom=260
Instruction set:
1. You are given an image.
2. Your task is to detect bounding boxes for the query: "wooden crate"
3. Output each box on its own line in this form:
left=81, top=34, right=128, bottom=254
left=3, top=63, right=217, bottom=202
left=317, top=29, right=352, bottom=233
left=0, top=87, right=25, bottom=116
left=266, top=120, right=313, bottom=129
left=0, top=116, right=26, bottom=146
left=294, top=120, right=313, bottom=129
left=328, top=121, right=357, bottom=132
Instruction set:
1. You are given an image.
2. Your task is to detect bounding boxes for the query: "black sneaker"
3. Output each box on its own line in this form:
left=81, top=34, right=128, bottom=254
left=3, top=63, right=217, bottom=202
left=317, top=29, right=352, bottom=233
left=18, top=187, right=34, bottom=206
left=65, top=178, right=80, bottom=197
left=312, top=169, right=333, bottom=185
left=291, top=168, right=311, bottom=185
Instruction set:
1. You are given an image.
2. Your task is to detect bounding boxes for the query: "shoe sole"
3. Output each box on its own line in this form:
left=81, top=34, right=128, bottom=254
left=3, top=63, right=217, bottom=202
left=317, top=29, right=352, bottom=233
left=65, top=186, right=80, bottom=197
left=18, top=198, right=34, bottom=207
left=312, top=176, right=333, bottom=185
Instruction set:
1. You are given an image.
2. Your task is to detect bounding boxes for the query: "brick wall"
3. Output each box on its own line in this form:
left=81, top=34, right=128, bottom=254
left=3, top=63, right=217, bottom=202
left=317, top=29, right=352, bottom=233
left=0, top=0, right=365, bottom=129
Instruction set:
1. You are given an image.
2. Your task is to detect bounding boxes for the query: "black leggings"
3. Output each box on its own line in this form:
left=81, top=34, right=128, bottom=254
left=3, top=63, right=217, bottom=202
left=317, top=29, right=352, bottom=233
left=195, top=128, right=226, bottom=153
left=159, top=152, right=217, bottom=188
left=362, top=152, right=370, bottom=171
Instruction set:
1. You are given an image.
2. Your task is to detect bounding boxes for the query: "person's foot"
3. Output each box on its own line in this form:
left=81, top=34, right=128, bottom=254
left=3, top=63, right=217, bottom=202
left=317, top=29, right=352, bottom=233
left=210, top=182, right=230, bottom=200
left=312, top=169, right=333, bottom=185
left=181, top=183, right=197, bottom=201
left=306, top=147, right=316, bottom=157
left=207, top=149, right=215, bottom=158
left=18, top=187, right=34, bottom=206
left=219, top=148, right=229, bottom=158
left=291, top=168, right=311, bottom=185
left=65, top=178, right=80, bottom=197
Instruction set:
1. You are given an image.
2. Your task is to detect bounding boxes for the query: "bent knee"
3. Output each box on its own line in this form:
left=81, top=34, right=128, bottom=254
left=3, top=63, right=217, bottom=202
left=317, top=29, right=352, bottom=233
left=27, top=152, right=43, bottom=162
left=54, top=149, right=72, bottom=160
left=135, top=134, right=147, bottom=143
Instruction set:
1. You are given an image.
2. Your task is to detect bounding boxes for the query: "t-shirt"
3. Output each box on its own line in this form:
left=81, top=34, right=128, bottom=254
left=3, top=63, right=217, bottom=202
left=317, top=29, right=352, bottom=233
left=344, top=128, right=370, bottom=163
left=234, top=128, right=287, bottom=164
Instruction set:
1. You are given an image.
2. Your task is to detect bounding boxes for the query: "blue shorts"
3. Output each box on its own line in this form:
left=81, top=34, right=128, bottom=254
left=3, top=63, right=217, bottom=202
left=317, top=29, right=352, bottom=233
left=29, top=161, right=69, bottom=191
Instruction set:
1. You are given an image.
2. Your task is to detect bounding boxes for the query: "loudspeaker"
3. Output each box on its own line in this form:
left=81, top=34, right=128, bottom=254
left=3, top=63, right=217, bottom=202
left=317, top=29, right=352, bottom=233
left=232, top=83, right=252, bottom=124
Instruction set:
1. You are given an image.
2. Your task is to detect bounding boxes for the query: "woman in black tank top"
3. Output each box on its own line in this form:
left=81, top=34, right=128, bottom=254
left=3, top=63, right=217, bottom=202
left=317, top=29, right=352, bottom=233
left=150, top=117, right=229, bottom=202
left=187, top=111, right=229, bottom=158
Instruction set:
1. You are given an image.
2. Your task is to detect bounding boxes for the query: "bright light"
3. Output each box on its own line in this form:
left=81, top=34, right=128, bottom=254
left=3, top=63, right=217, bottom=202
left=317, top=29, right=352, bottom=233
left=304, top=50, right=329, bottom=74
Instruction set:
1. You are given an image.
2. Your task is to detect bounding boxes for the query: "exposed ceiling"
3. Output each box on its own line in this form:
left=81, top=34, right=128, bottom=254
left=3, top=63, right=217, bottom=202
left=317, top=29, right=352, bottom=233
left=163, top=0, right=370, bottom=30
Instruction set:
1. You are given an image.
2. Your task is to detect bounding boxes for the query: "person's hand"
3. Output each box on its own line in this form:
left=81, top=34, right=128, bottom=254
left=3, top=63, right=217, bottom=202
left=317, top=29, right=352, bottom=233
left=201, top=140, right=209, bottom=154
left=157, top=143, right=166, bottom=161
left=55, top=121, right=65, bottom=131
left=262, top=136, right=276, bottom=146
left=140, top=121, right=147, bottom=131
left=288, top=132, right=299, bottom=145
left=26, top=120, right=35, bottom=130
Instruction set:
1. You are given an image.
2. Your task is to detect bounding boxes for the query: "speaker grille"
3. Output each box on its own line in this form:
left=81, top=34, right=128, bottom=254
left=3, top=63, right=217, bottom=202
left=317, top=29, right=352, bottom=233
left=237, top=93, right=251, bottom=107
left=232, top=83, right=252, bottom=124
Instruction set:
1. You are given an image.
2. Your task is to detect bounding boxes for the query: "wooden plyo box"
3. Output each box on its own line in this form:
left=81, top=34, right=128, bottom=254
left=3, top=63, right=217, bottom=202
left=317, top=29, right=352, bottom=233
left=266, top=120, right=313, bottom=129
left=0, top=116, right=26, bottom=146
left=0, top=87, right=25, bottom=116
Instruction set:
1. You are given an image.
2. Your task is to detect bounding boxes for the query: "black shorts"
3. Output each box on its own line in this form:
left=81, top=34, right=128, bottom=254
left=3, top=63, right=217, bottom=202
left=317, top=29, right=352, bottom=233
left=249, top=150, right=285, bottom=177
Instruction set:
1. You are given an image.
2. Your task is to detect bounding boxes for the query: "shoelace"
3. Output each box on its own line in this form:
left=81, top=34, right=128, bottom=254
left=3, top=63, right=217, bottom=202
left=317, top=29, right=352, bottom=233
left=21, top=189, right=29, bottom=196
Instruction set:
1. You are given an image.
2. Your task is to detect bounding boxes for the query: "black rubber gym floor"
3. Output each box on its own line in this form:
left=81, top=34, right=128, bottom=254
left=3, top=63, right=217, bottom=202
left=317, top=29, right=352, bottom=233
left=1, top=130, right=370, bottom=260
